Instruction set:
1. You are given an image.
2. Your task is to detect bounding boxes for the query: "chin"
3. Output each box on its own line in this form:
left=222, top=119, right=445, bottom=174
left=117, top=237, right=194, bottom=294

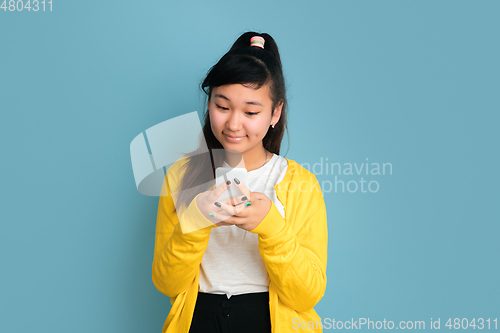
left=223, top=146, right=245, bottom=153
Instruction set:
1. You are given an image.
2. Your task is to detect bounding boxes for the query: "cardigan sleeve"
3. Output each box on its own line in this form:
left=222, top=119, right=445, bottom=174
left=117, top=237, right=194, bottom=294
left=248, top=173, right=328, bottom=313
left=152, top=164, right=218, bottom=298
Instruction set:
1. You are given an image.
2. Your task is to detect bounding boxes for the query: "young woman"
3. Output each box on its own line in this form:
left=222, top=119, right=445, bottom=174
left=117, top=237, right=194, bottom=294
left=152, top=32, right=328, bottom=333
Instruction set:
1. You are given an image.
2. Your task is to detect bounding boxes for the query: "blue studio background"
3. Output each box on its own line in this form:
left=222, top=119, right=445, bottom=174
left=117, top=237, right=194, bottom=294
left=1, top=0, right=499, bottom=332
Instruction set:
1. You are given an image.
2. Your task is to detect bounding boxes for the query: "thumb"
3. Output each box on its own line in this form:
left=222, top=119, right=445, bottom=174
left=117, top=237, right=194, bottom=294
left=252, top=192, right=269, bottom=201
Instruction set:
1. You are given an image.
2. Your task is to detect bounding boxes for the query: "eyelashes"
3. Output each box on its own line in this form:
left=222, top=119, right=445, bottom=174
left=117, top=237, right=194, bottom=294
left=216, top=104, right=259, bottom=116
left=216, top=104, right=229, bottom=110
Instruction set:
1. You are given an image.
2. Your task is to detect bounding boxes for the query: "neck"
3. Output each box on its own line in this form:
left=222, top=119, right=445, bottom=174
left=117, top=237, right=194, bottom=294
left=224, top=146, right=269, bottom=172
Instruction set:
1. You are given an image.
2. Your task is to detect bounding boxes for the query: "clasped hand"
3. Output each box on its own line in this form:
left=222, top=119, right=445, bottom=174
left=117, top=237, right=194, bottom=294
left=196, top=178, right=271, bottom=232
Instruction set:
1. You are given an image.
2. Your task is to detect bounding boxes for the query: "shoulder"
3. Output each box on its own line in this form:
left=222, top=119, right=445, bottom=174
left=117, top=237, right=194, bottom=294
left=279, top=158, right=324, bottom=201
left=164, top=156, right=191, bottom=193
left=283, top=158, right=318, bottom=182
left=166, top=156, right=190, bottom=177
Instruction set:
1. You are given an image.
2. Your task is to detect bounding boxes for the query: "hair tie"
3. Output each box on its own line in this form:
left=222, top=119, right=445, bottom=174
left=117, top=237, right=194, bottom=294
left=250, top=36, right=265, bottom=49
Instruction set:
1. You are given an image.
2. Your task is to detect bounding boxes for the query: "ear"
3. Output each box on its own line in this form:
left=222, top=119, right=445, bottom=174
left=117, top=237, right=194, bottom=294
left=271, top=100, right=283, bottom=125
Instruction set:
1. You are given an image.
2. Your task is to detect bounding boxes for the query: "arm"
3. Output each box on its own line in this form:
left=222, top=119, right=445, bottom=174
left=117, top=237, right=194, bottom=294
left=248, top=174, right=328, bottom=313
left=151, top=166, right=217, bottom=298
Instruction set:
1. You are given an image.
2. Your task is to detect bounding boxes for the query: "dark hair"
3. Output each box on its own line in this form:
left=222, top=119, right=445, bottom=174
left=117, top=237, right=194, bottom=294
left=175, top=31, right=289, bottom=210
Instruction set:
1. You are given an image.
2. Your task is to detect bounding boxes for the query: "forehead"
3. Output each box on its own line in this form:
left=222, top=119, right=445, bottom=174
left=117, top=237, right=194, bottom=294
left=212, top=83, right=271, bottom=105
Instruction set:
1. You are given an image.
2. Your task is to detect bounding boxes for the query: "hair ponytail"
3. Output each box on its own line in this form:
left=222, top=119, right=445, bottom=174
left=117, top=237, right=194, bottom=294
left=228, top=32, right=283, bottom=68
left=174, top=31, right=289, bottom=210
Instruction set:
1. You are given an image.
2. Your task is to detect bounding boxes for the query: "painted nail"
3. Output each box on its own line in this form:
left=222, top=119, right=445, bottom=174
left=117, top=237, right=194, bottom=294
left=226, top=180, right=231, bottom=186
left=214, top=202, right=221, bottom=208
left=244, top=201, right=252, bottom=207
left=208, top=213, right=216, bottom=217
left=234, top=178, right=240, bottom=185
left=241, top=196, right=248, bottom=201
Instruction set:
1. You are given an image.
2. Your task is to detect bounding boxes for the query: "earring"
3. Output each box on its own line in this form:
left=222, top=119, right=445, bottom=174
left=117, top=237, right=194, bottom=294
left=271, top=123, right=275, bottom=129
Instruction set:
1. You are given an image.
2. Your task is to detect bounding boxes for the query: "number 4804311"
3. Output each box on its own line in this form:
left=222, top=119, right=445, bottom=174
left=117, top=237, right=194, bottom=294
left=1, top=0, right=53, bottom=11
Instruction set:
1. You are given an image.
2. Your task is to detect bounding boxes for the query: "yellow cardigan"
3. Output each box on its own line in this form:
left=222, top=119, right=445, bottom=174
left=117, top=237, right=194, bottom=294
left=152, top=157, right=328, bottom=332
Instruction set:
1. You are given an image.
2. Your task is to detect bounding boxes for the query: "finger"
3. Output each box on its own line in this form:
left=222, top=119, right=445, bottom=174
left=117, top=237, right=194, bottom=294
left=228, top=195, right=237, bottom=207
left=208, top=178, right=233, bottom=201
left=207, top=210, right=235, bottom=223
left=232, top=177, right=251, bottom=199
left=218, top=194, right=248, bottom=207
left=216, top=215, right=245, bottom=226
left=252, top=192, right=269, bottom=201
left=216, top=199, right=245, bottom=216
left=216, top=221, right=234, bottom=226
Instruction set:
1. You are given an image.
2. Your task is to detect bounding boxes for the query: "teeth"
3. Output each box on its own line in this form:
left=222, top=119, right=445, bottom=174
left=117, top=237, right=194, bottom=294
left=225, top=134, right=245, bottom=140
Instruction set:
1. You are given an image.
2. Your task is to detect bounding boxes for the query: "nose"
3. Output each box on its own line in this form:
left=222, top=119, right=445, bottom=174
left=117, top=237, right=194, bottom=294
left=226, top=111, right=243, bottom=132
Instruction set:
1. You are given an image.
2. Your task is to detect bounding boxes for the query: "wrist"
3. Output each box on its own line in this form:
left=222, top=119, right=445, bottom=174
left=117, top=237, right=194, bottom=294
left=248, top=201, right=285, bottom=238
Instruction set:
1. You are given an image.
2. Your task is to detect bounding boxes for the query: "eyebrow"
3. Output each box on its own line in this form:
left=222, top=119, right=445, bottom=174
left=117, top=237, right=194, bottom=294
left=214, top=94, right=263, bottom=107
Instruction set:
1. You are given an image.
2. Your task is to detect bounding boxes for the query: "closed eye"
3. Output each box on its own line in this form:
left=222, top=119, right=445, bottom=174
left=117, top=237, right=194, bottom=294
left=216, top=104, right=259, bottom=116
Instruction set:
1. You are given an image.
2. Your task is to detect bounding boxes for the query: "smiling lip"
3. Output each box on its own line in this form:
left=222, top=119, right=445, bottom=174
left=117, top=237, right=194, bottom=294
left=224, top=133, right=246, bottom=142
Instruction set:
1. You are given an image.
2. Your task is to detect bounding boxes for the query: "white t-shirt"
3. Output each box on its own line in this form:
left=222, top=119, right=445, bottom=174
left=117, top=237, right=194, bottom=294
left=198, top=153, right=289, bottom=299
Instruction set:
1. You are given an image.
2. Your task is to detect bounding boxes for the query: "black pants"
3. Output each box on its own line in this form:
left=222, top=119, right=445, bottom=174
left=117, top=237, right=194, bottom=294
left=188, top=291, right=272, bottom=333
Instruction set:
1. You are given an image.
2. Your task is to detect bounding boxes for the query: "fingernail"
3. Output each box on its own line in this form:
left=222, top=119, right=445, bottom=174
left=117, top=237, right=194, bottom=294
left=226, top=180, right=231, bottom=186
left=214, top=202, right=221, bottom=208
left=241, top=196, right=247, bottom=201
left=208, top=213, right=216, bottom=217
left=234, top=178, right=240, bottom=185
left=244, top=201, right=252, bottom=207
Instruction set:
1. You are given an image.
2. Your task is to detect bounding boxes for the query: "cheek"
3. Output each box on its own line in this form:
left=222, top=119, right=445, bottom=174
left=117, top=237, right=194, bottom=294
left=247, top=118, right=270, bottom=136
left=209, top=110, right=222, bottom=131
